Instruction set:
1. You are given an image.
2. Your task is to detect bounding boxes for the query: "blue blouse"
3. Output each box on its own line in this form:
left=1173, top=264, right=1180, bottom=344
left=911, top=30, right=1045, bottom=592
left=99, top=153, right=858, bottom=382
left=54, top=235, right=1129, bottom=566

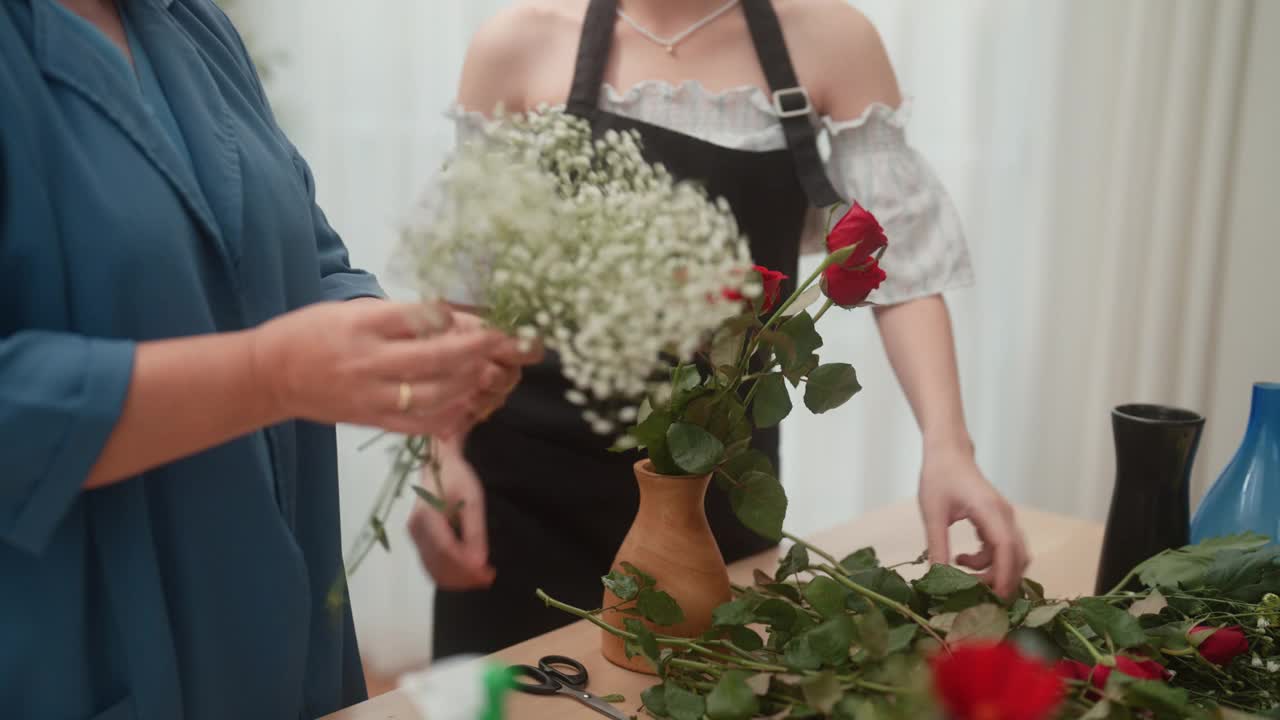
left=0, top=1, right=384, bottom=719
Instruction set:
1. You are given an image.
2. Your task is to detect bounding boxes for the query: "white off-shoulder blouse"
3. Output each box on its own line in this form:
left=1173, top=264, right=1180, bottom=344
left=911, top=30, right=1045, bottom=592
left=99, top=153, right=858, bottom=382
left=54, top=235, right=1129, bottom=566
left=451, top=80, right=973, bottom=306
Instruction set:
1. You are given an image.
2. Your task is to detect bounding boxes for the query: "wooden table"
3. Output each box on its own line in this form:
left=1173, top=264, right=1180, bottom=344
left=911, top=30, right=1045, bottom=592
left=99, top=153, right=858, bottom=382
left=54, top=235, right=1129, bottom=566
left=323, top=500, right=1104, bottom=720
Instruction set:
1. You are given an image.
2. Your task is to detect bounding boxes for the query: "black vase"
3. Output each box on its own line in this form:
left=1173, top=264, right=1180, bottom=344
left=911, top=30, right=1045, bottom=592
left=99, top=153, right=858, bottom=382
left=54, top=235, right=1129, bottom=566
left=1095, top=404, right=1205, bottom=595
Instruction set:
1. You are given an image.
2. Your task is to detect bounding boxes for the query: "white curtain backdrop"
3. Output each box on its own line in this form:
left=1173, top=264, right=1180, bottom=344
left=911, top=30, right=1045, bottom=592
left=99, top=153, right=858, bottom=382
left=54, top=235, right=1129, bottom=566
left=231, top=0, right=1278, bottom=674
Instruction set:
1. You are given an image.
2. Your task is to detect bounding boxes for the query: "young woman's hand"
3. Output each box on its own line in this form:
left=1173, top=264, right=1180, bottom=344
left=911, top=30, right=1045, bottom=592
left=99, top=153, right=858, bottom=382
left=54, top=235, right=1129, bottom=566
left=918, top=446, right=1030, bottom=600
left=408, top=441, right=495, bottom=590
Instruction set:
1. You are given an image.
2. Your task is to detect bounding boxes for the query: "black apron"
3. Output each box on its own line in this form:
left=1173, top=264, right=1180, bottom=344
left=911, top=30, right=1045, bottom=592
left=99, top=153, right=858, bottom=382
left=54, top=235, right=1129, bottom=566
left=434, top=0, right=842, bottom=658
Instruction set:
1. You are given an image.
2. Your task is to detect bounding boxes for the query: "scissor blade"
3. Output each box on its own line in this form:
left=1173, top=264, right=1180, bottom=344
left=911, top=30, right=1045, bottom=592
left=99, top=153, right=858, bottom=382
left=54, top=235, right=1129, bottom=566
left=560, top=687, right=630, bottom=720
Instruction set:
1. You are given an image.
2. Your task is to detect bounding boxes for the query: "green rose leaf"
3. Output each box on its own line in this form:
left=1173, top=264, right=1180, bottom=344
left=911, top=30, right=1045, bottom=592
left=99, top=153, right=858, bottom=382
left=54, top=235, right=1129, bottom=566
left=808, top=616, right=857, bottom=666
left=1122, top=679, right=1191, bottom=715
left=886, top=624, right=919, bottom=654
left=947, top=603, right=1010, bottom=644
left=780, top=312, right=824, bottom=365
left=801, top=671, right=842, bottom=715
left=1127, top=589, right=1169, bottom=618
left=634, top=409, right=678, bottom=474
left=638, top=588, right=686, bottom=627
left=939, top=584, right=999, bottom=613
left=729, top=471, right=788, bottom=542
left=730, top=626, right=764, bottom=652
left=620, top=562, right=657, bottom=589
left=624, top=619, right=661, bottom=665
left=704, top=393, right=752, bottom=449
left=602, top=570, right=640, bottom=601
left=847, top=567, right=914, bottom=607
left=1201, top=545, right=1280, bottom=602
left=664, top=684, right=707, bottom=720
left=707, top=671, right=761, bottom=720
left=1008, top=598, right=1032, bottom=626
left=1023, top=602, right=1069, bottom=629
left=855, top=607, right=891, bottom=658
left=784, top=633, right=822, bottom=672
left=751, top=373, right=793, bottom=428
left=411, top=485, right=448, bottom=513
left=755, top=598, right=799, bottom=632
left=666, top=422, right=725, bottom=475
left=720, top=450, right=776, bottom=484
left=1021, top=578, right=1047, bottom=601
left=641, top=684, right=669, bottom=717
left=766, top=583, right=805, bottom=604
left=778, top=543, right=811, bottom=581
left=914, top=564, right=982, bottom=597
left=672, top=364, right=702, bottom=393
left=803, top=576, right=851, bottom=619
left=1132, top=532, right=1270, bottom=590
left=803, top=363, right=861, bottom=414
left=839, top=547, right=880, bottom=573
left=712, top=597, right=759, bottom=627
left=1076, top=597, right=1148, bottom=648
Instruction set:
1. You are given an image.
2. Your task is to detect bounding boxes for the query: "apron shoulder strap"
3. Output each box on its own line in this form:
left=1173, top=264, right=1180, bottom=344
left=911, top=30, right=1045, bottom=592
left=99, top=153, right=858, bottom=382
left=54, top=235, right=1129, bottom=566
left=567, top=0, right=619, bottom=118
left=741, top=0, right=843, bottom=207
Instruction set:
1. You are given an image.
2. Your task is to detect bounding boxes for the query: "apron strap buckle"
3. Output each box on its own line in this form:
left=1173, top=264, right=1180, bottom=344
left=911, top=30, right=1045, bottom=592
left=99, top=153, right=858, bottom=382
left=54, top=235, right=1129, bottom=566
left=771, top=87, right=812, bottom=119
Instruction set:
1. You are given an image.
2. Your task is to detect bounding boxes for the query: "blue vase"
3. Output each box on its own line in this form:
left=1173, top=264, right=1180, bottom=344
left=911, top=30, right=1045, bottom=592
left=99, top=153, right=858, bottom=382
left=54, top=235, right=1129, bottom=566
left=1191, top=382, right=1280, bottom=543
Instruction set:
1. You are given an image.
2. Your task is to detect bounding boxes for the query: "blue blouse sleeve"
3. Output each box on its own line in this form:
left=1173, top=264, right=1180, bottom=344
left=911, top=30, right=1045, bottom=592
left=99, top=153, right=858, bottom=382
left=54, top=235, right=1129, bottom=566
left=0, top=61, right=137, bottom=555
left=0, top=333, right=135, bottom=555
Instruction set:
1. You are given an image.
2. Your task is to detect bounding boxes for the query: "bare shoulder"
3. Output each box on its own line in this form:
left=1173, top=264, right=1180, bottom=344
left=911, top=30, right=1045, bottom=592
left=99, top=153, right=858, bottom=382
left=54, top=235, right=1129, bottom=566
left=776, top=0, right=902, bottom=119
left=457, top=0, right=586, bottom=115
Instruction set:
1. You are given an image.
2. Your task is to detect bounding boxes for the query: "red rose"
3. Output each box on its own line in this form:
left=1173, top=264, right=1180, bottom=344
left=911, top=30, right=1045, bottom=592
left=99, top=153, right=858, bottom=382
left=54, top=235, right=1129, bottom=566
left=1191, top=625, right=1249, bottom=666
left=931, top=644, right=1065, bottom=720
left=827, top=202, right=888, bottom=264
left=821, top=203, right=888, bottom=308
left=1090, top=655, right=1168, bottom=690
left=723, top=265, right=789, bottom=313
left=754, top=265, right=788, bottom=313
left=822, top=259, right=886, bottom=307
left=1053, top=659, right=1092, bottom=684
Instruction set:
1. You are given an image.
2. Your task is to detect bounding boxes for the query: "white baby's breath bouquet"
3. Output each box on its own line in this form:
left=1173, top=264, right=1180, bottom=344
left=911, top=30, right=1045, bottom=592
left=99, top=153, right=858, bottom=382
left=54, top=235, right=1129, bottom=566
left=345, top=108, right=758, bottom=573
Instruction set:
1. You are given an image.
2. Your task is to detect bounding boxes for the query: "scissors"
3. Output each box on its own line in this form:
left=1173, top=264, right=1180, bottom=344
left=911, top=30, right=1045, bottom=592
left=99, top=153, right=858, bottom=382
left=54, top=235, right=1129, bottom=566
left=509, top=654, right=629, bottom=720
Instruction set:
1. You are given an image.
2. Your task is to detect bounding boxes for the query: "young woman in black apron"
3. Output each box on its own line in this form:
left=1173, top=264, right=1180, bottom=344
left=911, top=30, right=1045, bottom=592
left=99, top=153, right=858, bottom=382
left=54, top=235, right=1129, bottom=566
left=416, top=0, right=1030, bottom=658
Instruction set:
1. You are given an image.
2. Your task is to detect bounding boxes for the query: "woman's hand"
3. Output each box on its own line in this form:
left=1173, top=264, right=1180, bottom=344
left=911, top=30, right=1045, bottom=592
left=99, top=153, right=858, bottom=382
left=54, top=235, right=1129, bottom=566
left=249, top=300, right=534, bottom=438
left=918, top=445, right=1030, bottom=600
left=408, top=441, right=496, bottom=590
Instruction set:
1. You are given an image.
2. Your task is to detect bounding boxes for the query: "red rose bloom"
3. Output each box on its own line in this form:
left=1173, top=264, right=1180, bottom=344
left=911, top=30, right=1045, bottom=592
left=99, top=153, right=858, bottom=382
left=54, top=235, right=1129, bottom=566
left=827, top=202, right=888, bottom=264
left=723, top=265, right=789, bottom=313
left=822, top=203, right=888, bottom=308
left=931, top=644, right=1065, bottom=720
left=822, top=259, right=886, bottom=307
left=754, top=265, right=788, bottom=313
left=1090, top=656, right=1168, bottom=690
left=1053, top=659, right=1092, bottom=684
left=1191, top=625, right=1249, bottom=666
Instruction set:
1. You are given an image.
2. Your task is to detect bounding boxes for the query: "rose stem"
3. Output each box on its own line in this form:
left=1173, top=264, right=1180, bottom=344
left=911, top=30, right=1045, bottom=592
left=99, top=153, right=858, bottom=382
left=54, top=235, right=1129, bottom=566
left=782, top=532, right=948, bottom=649
left=811, top=298, right=836, bottom=324
left=535, top=590, right=790, bottom=674
left=1060, top=619, right=1108, bottom=666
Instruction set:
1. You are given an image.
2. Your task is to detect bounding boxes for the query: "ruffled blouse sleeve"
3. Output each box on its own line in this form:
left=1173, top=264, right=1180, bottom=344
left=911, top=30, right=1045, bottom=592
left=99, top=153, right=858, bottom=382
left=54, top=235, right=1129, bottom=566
left=804, top=103, right=974, bottom=306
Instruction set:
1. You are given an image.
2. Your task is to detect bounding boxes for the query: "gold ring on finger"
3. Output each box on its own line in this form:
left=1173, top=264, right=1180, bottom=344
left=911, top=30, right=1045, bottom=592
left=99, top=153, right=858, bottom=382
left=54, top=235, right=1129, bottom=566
left=397, top=381, right=414, bottom=413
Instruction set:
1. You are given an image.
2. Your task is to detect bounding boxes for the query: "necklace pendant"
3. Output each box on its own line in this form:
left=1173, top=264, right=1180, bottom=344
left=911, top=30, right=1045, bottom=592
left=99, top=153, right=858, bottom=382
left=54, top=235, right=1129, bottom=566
left=665, top=44, right=675, bottom=55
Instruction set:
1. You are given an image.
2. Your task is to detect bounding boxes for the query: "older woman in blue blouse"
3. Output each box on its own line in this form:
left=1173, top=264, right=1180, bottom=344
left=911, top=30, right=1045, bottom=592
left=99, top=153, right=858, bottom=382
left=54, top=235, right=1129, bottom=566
left=0, top=1, right=534, bottom=719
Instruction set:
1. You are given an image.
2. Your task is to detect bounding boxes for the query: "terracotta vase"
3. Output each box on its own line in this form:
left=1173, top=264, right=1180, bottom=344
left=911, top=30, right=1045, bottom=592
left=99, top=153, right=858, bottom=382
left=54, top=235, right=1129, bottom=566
left=600, top=459, right=732, bottom=673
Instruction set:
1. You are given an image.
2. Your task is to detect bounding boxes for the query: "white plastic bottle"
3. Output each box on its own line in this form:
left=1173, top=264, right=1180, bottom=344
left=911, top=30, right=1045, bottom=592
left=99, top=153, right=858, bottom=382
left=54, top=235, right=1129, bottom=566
left=398, top=656, right=512, bottom=720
